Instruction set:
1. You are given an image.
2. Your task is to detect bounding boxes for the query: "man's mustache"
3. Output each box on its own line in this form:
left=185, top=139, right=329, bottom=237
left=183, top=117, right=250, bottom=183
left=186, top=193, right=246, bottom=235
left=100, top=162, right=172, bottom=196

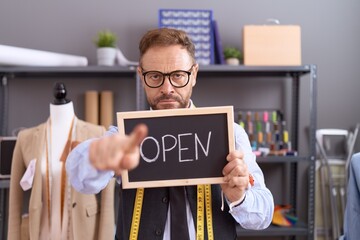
left=155, top=95, right=181, bottom=103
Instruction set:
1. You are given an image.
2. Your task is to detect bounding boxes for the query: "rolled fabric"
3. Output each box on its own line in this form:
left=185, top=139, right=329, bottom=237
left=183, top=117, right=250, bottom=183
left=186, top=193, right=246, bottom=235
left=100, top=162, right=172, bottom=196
left=85, top=91, right=99, bottom=125
left=100, top=91, right=114, bottom=129
left=0, top=44, right=88, bottom=66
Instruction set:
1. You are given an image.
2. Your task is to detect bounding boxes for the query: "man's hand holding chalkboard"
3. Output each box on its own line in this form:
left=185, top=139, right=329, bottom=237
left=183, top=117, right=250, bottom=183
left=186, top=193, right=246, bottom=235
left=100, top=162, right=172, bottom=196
left=89, top=124, right=148, bottom=175
left=221, top=150, right=249, bottom=203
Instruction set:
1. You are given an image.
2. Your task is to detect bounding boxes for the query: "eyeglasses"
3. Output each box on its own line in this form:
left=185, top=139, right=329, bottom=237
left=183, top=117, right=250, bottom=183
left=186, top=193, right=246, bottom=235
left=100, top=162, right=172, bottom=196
left=141, top=65, right=194, bottom=88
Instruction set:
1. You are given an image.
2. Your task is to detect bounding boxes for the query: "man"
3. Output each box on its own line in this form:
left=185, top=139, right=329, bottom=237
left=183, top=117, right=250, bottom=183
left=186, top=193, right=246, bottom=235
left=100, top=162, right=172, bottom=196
left=341, top=152, right=360, bottom=240
left=66, top=28, right=274, bottom=240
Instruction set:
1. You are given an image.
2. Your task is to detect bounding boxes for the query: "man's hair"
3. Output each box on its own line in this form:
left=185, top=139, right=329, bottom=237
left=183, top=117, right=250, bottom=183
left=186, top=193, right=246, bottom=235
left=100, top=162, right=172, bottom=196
left=139, top=28, right=196, bottom=65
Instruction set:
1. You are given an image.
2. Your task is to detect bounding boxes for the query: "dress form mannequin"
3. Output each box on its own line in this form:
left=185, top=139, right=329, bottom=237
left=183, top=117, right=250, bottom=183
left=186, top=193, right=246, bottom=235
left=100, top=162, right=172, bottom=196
left=8, top=82, right=114, bottom=239
left=41, top=82, right=75, bottom=240
left=50, top=82, right=74, bottom=157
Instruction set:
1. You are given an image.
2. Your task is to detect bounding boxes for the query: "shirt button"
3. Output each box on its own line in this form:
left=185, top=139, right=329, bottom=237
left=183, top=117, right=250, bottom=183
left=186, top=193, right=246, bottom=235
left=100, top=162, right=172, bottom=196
left=155, top=229, right=162, bottom=236
left=162, top=197, right=168, bottom=203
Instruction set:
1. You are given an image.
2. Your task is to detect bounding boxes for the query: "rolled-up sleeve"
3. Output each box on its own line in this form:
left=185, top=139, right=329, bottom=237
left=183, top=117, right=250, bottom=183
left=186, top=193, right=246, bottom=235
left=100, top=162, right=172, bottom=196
left=66, top=131, right=116, bottom=194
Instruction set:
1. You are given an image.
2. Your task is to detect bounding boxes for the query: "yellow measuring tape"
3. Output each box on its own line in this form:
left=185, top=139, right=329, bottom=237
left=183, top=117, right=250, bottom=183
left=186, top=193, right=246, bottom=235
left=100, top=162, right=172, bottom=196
left=196, top=185, right=205, bottom=239
left=204, top=185, right=214, bottom=240
left=197, top=185, right=214, bottom=240
left=129, top=188, right=144, bottom=240
left=130, top=185, right=214, bottom=240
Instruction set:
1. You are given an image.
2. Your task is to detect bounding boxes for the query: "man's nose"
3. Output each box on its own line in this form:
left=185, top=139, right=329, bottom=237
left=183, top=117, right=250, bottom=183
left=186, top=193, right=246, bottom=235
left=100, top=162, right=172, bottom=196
left=160, top=76, right=174, bottom=93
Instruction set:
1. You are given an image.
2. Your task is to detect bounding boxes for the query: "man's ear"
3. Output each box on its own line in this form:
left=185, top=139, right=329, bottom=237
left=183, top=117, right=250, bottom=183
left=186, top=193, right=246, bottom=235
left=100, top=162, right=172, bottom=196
left=191, top=63, right=199, bottom=87
left=137, top=66, right=145, bottom=87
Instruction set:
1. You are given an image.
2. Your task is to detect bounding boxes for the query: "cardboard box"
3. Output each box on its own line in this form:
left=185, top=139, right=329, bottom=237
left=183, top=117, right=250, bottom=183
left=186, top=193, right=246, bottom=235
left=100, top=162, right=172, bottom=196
left=243, top=25, right=301, bottom=66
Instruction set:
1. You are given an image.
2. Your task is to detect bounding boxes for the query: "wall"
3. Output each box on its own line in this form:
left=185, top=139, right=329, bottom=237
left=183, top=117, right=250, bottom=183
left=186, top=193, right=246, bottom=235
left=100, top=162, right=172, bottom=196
left=1, top=0, right=359, bottom=150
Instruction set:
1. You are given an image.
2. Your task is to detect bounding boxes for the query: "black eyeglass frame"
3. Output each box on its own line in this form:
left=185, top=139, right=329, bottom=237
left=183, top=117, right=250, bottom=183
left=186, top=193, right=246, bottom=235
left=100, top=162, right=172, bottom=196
left=141, top=65, right=194, bottom=88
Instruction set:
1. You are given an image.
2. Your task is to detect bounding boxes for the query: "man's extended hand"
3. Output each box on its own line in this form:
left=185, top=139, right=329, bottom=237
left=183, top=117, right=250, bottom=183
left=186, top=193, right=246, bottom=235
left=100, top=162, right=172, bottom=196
left=89, top=124, right=148, bottom=175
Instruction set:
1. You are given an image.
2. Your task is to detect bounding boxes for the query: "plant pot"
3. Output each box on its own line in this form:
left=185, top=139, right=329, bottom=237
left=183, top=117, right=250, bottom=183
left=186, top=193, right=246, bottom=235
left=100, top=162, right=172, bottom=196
left=97, top=47, right=117, bottom=66
left=225, top=58, right=240, bottom=66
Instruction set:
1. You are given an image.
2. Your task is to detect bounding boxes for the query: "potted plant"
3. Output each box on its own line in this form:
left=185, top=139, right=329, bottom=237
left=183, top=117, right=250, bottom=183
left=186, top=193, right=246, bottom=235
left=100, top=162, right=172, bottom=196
left=94, top=30, right=118, bottom=66
left=223, top=47, right=243, bottom=65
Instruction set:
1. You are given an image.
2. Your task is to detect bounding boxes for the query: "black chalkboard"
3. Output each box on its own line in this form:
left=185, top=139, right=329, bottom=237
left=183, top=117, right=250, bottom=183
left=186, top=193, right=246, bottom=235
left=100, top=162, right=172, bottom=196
left=117, top=106, right=234, bottom=189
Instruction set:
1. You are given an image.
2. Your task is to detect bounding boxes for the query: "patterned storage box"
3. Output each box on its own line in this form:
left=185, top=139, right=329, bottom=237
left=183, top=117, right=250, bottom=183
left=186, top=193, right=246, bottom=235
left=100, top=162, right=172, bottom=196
left=159, top=9, right=215, bottom=65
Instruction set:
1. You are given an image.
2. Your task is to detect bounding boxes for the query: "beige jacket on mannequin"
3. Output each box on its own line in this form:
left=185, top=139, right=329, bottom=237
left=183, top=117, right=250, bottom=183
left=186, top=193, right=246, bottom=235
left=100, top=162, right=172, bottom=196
left=8, top=119, right=115, bottom=240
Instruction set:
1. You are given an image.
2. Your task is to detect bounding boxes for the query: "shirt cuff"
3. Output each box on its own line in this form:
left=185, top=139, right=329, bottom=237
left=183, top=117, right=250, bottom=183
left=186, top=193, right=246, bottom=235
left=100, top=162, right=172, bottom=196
left=228, top=194, right=246, bottom=212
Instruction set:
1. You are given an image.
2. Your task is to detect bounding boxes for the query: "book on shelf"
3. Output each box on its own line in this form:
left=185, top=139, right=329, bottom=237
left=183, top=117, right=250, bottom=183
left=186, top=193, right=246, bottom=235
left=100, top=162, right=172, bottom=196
left=212, top=20, right=225, bottom=64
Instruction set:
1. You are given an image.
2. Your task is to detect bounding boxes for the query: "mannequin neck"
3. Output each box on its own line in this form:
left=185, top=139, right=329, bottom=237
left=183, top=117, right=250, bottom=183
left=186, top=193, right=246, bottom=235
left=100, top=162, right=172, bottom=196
left=50, top=101, right=75, bottom=128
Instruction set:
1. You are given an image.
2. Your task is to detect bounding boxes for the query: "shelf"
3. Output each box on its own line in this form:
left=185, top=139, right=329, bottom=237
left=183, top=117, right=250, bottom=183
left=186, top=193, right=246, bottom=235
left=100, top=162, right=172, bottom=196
left=0, top=179, right=9, bottom=189
left=237, top=222, right=308, bottom=237
left=0, top=65, right=313, bottom=78
left=198, top=64, right=312, bottom=77
left=0, top=65, right=137, bottom=78
left=0, top=64, right=317, bottom=240
left=257, top=156, right=311, bottom=163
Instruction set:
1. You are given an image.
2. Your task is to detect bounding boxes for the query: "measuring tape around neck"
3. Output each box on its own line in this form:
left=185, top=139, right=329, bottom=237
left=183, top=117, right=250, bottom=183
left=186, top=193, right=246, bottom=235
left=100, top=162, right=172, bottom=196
left=130, top=185, right=214, bottom=240
left=130, top=188, right=144, bottom=240
left=197, top=185, right=214, bottom=240
left=204, top=185, right=214, bottom=240
left=196, top=185, right=205, bottom=239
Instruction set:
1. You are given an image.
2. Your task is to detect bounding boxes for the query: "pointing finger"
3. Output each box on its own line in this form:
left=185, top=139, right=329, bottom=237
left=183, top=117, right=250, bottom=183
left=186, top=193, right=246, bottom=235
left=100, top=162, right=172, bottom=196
left=119, top=124, right=148, bottom=171
left=125, top=124, right=148, bottom=153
